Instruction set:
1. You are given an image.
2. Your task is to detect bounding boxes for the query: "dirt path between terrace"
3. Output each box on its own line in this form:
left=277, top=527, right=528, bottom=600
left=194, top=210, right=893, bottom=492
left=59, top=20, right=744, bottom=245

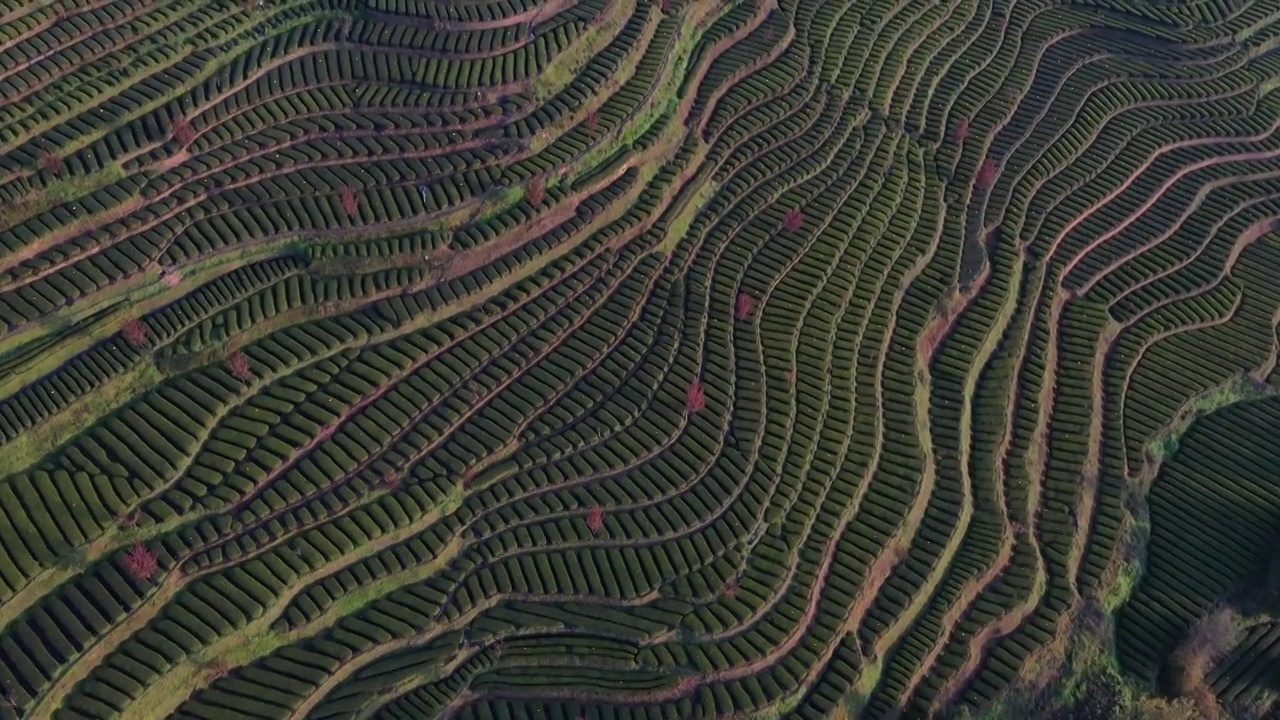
left=363, top=0, right=578, bottom=32
left=432, top=522, right=846, bottom=716
left=929, top=565, right=1048, bottom=715
left=288, top=586, right=665, bottom=720
left=0, top=130, right=501, bottom=295
left=1069, top=314, right=1119, bottom=569
left=0, top=0, right=54, bottom=28
left=0, top=0, right=127, bottom=78
left=928, top=274, right=1053, bottom=713
left=281, top=17, right=861, bottom=711
left=0, top=0, right=642, bottom=356
left=1117, top=305, right=1244, bottom=481
left=0, top=157, right=646, bottom=644
left=0, top=530, right=124, bottom=632
left=15, top=4, right=793, bottom=716
left=680, top=1, right=782, bottom=134
left=206, top=174, right=641, bottom=530
left=695, top=22, right=797, bottom=141
left=1054, top=121, right=1280, bottom=277
left=1102, top=212, right=1280, bottom=318
left=132, top=535, right=466, bottom=720
left=889, top=254, right=1027, bottom=716
left=1, top=27, right=539, bottom=269
left=440, top=161, right=635, bottom=280
left=24, top=571, right=186, bottom=719
left=918, top=262, right=991, bottom=365
left=1072, top=174, right=1280, bottom=297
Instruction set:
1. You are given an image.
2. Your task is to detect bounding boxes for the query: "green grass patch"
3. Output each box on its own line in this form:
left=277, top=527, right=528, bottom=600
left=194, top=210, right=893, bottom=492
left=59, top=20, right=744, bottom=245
left=1146, top=375, right=1278, bottom=462
left=1104, top=557, right=1143, bottom=614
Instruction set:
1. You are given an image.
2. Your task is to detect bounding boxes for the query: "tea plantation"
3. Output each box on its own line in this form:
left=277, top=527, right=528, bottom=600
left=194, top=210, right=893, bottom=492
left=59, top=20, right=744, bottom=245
left=1, top=0, right=1280, bottom=718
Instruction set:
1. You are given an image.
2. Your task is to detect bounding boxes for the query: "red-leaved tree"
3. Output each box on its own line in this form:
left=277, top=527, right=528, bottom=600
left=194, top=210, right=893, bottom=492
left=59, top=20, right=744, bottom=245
left=735, top=292, right=755, bottom=321
left=37, top=150, right=62, bottom=174
left=675, top=676, right=699, bottom=694
left=227, top=350, right=252, bottom=381
left=585, top=109, right=599, bottom=131
left=527, top=176, right=546, bottom=205
left=723, top=578, right=739, bottom=599
left=952, top=117, right=970, bottom=144
left=121, top=318, right=148, bottom=348
left=660, top=0, right=675, bottom=12
left=783, top=208, right=804, bottom=232
left=976, top=158, right=999, bottom=191
left=172, top=117, right=196, bottom=146
left=686, top=379, right=706, bottom=413
left=124, top=544, right=158, bottom=581
left=341, top=186, right=359, bottom=217
left=381, top=473, right=402, bottom=490
left=586, top=506, right=605, bottom=534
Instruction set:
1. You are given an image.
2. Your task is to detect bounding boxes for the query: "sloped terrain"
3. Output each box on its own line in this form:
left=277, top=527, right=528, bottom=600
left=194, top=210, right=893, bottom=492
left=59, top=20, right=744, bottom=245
left=2, top=0, right=1280, bottom=719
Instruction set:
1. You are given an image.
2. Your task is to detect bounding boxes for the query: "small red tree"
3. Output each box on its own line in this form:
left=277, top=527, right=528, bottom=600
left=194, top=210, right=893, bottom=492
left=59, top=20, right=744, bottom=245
left=172, top=117, right=196, bottom=146
left=227, top=350, right=252, bottom=381
left=723, top=578, right=739, bottom=599
left=585, top=109, right=599, bottom=131
left=121, top=318, right=148, bottom=347
left=686, top=379, right=706, bottom=413
left=341, top=186, right=359, bottom=217
left=124, top=544, right=158, bottom=581
left=37, top=150, right=62, bottom=174
left=586, top=506, right=605, bottom=534
left=675, top=676, right=699, bottom=694
left=952, top=117, right=970, bottom=144
left=735, top=292, right=755, bottom=321
left=527, top=176, right=546, bottom=205
left=976, top=158, right=999, bottom=191
left=783, top=208, right=804, bottom=232
left=660, top=0, right=675, bottom=13
left=380, top=472, right=402, bottom=490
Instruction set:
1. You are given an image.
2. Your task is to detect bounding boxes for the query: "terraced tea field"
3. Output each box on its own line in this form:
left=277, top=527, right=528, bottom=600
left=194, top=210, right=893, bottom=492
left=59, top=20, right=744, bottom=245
left=3, top=0, right=1280, bottom=718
